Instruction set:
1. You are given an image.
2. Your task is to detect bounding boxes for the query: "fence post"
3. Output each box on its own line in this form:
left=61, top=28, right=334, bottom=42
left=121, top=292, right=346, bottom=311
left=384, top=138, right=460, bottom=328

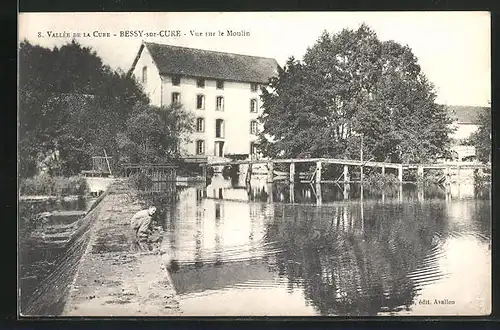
left=289, top=162, right=295, bottom=183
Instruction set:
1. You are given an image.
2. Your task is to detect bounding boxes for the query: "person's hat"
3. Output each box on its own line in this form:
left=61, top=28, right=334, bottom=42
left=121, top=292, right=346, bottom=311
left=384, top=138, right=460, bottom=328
left=148, top=206, right=157, bottom=215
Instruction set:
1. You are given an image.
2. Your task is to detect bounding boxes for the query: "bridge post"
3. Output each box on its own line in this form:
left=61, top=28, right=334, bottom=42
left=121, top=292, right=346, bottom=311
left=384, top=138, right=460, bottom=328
left=457, top=165, right=461, bottom=181
left=343, top=183, right=349, bottom=200
left=267, top=183, right=274, bottom=203
left=202, top=165, right=207, bottom=180
left=418, top=184, right=424, bottom=202
left=381, top=166, right=385, bottom=175
left=267, top=162, right=274, bottom=183
left=417, top=166, right=424, bottom=181
left=289, top=162, right=295, bottom=183
left=316, top=161, right=322, bottom=183
left=290, top=182, right=295, bottom=203
left=246, top=163, right=253, bottom=184
left=398, top=164, right=403, bottom=183
left=315, top=182, right=322, bottom=205
left=343, top=165, right=349, bottom=183
left=445, top=166, right=450, bottom=185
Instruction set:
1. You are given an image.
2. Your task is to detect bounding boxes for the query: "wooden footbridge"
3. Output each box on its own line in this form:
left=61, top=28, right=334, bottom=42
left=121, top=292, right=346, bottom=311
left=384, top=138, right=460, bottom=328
left=205, top=157, right=490, bottom=184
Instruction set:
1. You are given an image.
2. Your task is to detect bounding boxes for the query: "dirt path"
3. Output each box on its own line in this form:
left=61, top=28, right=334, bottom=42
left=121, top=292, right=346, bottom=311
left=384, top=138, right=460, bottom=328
left=62, top=181, right=181, bottom=316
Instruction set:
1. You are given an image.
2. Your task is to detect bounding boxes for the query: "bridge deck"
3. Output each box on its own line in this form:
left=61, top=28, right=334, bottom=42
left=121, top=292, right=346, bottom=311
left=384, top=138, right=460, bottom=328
left=207, top=157, right=490, bottom=170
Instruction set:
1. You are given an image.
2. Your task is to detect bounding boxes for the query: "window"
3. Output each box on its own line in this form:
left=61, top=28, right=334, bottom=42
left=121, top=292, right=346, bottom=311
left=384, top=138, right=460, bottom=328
left=196, top=117, right=205, bottom=132
left=216, top=80, right=224, bottom=89
left=197, top=78, right=205, bottom=88
left=216, top=96, right=224, bottom=111
left=215, top=141, right=225, bottom=157
left=196, top=140, right=205, bottom=155
left=142, top=66, right=147, bottom=83
left=171, top=92, right=181, bottom=104
left=250, top=142, right=257, bottom=155
left=250, top=83, right=258, bottom=92
left=215, top=119, right=224, bottom=138
left=172, top=75, right=181, bottom=86
left=250, top=99, right=258, bottom=113
left=196, top=94, right=205, bottom=109
left=196, top=188, right=203, bottom=201
left=250, top=120, right=259, bottom=135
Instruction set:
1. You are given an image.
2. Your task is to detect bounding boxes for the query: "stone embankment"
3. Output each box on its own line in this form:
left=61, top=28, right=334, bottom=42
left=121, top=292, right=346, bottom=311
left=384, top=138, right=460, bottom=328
left=62, top=180, right=180, bottom=316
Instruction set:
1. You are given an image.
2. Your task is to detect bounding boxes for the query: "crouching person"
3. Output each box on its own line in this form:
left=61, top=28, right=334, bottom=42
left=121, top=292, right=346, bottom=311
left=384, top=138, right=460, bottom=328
left=130, top=206, right=157, bottom=251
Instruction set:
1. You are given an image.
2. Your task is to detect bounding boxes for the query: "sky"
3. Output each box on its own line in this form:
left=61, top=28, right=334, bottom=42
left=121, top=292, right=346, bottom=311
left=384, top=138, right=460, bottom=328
left=19, top=12, right=491, bottom=107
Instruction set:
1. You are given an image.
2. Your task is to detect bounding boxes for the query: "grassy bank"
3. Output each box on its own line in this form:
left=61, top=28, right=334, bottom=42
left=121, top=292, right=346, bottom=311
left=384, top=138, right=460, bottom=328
left=19, top=175, right=89, bottom=196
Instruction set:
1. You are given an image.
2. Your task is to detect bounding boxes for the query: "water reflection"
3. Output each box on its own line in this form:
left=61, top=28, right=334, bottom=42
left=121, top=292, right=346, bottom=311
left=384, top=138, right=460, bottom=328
left=159, top=175, right=491, bottom=316
left=196, top=174, right=489, bottom=205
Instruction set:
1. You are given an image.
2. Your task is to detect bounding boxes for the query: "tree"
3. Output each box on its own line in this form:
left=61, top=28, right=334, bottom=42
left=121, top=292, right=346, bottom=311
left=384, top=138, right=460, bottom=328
left=258, top=24, right=453, bottom=163
left=117, top=103, right=195, bottom=163
left=468, top=107, right=491, bottom=163
left=18, top=40, right=149, bottom=176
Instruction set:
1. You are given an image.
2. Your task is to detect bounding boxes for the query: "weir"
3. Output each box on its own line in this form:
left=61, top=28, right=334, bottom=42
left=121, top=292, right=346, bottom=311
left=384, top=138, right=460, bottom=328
left=21, top=190, right=109, bottom=316
left=20, top=180, right=180, bottom=316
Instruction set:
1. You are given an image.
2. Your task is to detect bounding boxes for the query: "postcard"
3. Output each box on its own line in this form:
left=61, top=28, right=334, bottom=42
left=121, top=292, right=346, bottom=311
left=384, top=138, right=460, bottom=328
left=18, top=11, right=491, bottom=317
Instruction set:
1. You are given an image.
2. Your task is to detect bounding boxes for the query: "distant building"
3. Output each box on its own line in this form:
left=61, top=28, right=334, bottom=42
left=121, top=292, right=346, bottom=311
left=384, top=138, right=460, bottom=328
left=129, top=42, right=279, bottom=159
left=446, top=105, right=490, bottom=161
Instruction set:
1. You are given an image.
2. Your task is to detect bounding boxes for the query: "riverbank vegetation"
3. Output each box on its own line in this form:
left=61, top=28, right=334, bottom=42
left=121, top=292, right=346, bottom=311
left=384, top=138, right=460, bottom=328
left=467, top=108, right=491, bottom=163
left=19, top=40, right=194, bottom=179
left=258, top=24, right=454, bottom=164
left=19, top=175, right=89, bottom=196
left=363, top=173, right=400, bottom=188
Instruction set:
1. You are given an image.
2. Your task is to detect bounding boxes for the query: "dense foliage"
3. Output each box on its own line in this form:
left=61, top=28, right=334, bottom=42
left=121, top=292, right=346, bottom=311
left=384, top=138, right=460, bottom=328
left=19, top=175, right=89, bottom=196
left=117, top=103, right=194, bottom=163
left=19, top=40, right=194, bottom=178
left=258, top=24, right=454, bottom=163
left=468, top=109, right=491, bottom=163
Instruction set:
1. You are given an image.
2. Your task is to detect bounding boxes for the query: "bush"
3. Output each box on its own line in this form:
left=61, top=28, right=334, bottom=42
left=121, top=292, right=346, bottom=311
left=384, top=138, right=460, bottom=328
left=473, top=169, right=491, bottom=189
left=19, top=175, right=89, bottom=196
left=363, top=173, right=399, bottom=188
left=415, top=169, right=444, bottom=186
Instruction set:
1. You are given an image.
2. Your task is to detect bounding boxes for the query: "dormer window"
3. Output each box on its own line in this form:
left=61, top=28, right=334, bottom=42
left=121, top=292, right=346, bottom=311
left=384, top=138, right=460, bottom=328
left=197, top=78, right=205, bottom=88
left=216, top=79, right=224, bottom=89
left=172, top=75, right=181, bottom=86
left=250, top=83, right=258, bottom=92
left=142, top=66, right=147, bottom=83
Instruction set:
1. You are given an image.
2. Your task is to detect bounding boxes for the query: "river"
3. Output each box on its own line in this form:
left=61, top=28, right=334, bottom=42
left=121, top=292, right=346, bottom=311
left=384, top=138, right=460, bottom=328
left=156, top=174, right=491, bottom=316
left=18, top=197, right=95, bottom=315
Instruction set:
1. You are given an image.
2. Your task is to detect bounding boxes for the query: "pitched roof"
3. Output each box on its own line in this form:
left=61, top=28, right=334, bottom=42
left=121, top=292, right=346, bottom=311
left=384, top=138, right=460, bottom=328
left=131, top=42, right=279, bottom=84
left=446, top=105, right=490, bottom=124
